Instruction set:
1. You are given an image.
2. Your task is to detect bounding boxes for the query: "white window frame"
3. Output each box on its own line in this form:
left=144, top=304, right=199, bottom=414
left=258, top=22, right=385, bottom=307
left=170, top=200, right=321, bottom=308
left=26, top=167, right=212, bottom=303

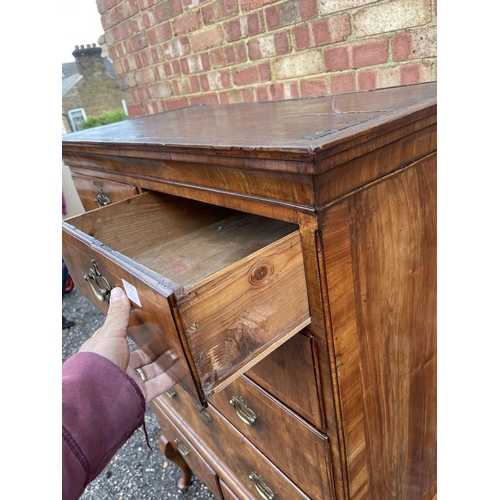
left=68, top=108, right=87, bottom=132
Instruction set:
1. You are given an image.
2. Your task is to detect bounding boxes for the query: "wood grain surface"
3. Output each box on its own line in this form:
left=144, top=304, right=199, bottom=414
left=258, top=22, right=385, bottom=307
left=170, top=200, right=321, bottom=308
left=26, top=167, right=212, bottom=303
left=71, top=172, right=139, bottom=211
left=63, top=83, right=436, bottom=165
left=63, top=190, right=311, bottom=404
left=63, top=83, right=437, bottom=499
left=154, top=391, right=312, bottom=499
left=322, top=155, right=437, bottom=499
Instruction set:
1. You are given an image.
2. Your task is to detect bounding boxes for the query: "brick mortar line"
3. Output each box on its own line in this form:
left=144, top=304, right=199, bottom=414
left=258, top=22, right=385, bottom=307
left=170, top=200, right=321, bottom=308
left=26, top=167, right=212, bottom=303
left=100, top=1, right=436, bottom=108
left=110, top=16, right=437, bottom=59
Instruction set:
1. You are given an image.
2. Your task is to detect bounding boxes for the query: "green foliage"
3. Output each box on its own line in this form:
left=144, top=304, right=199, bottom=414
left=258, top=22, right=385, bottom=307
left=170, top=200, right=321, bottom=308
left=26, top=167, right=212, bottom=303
left=81, top=108, right=129, bottom=129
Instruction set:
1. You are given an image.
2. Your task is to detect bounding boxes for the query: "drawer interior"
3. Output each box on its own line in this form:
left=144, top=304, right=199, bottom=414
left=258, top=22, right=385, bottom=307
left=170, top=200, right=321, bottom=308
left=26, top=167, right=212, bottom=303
left=69, top=191, right=298, bottom=295
left=65, top=190, right=310, bottom=402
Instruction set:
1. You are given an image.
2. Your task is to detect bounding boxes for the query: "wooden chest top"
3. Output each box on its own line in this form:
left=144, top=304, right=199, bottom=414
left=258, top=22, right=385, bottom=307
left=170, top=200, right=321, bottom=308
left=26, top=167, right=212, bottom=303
left=62, top=82, right=436, bottom=169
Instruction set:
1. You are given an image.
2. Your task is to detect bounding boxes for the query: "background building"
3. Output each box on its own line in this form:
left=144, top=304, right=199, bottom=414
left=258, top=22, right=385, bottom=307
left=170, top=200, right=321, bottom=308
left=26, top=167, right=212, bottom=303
left=62, top=44, right=126, bottom=133
left=93, top=0, right=436, bottom=117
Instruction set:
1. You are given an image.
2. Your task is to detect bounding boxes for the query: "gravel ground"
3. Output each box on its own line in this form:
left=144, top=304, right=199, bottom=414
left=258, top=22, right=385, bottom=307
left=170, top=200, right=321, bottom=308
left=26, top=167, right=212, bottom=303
left=62, top=287, right=216, bottom=500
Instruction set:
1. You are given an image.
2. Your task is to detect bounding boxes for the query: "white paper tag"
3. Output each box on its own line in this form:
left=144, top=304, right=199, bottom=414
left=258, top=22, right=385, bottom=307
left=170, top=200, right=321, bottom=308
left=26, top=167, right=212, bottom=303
left=122, top=279, right=142, bottom=307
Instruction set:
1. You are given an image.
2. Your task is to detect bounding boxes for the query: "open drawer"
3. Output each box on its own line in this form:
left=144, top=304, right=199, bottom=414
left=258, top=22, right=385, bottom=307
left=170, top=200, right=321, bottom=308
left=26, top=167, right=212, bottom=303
left=62, top=191, right=310, bottom=405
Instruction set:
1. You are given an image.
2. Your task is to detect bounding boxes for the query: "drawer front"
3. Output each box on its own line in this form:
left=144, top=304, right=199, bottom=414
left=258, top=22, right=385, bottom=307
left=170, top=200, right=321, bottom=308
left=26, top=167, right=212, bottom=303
left=177, top=226, right=310, bottom=399
left=154, top=394, right=312, bottom=499
left=155, top=411, right=224, bottom=500
left=62, top=191, right=311, bottom=405
left=155, top=380, right=220, bottom=435
left=72, top=173, right=138, bottom=211
left=219, top=479, right=251, bottom=500
left=209, top=376, right=332, bottom=500
left=61, top=230, right=200, bottom=398
left=220, top=480, right=241, bottom=500
left=245, top=331, right=324, bottom=429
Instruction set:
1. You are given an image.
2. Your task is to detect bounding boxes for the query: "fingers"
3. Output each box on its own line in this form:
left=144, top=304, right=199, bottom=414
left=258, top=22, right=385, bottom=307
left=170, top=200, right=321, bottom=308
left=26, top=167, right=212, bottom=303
left=127, top=346, right=180, bottom=403
left=99, top=287, right=131, bottom=340
left=144, top=372, right=177, bottom=403
left=129, top=347, right=178, bottom=371
left=78, top=288, right=132, bottom=370
left=129, top=349, right=178, bottom=381
left=129, top=348, right=152, bottom=370
left=127, top=366, right=177, bottom=404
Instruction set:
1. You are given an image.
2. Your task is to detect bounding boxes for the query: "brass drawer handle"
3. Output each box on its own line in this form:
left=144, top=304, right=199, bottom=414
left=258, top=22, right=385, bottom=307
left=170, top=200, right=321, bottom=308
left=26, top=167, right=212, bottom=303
left=174, top=438, right=189, bottom=457
left=84, top=260, right=111, bottom=302
left=249, top=472, right=275, bottom=500
left=94, top=188, right=111, bottom=207
left=230, top=396, right=257, bottom=426
left=165, top=388, right=177, bottom=399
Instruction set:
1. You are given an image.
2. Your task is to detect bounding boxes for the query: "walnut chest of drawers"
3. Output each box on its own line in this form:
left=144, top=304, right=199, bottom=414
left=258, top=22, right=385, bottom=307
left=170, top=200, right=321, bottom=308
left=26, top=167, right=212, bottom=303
left=62, top=82, right=437, bottom=500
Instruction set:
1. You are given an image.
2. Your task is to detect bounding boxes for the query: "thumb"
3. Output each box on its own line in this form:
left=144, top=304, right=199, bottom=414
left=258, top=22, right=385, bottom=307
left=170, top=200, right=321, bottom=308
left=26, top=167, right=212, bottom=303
left=100, top=287, right=131, bottom=339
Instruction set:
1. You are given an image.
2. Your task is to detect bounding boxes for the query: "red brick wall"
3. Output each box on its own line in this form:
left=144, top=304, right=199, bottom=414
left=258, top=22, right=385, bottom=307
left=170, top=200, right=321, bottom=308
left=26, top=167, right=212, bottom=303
left=97, top=0, right=437, bottom=117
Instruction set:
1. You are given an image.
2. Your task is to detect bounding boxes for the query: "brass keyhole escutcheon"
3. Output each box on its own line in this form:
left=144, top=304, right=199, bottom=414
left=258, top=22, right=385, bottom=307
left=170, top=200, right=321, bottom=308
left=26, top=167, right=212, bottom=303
left=84, top=260, right=111, bottom=302
left=174, top=438, right=189, bottom=457
left=197, top=404, right=212, bottom=423
left=165, top=388, right=177, bottom=399
left=94, top=188, right=111, bottom=207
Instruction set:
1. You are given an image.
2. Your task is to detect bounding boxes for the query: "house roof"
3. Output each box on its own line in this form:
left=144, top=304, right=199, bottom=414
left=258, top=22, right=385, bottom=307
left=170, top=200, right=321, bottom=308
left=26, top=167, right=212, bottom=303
left=62, top=62, right=79, bottom=79
left=62, top=74, right=83, bottom=96
left=62, top=57, right=117, bottom=96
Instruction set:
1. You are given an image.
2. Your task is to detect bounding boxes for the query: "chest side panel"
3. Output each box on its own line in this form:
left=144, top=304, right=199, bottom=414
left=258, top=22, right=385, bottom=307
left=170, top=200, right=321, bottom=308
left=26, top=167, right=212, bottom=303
left=321, top=155, right=437, bottom=500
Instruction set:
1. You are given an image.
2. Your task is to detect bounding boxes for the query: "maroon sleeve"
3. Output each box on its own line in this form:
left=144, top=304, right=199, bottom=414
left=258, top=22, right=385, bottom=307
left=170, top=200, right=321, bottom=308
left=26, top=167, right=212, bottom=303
left=62, top=352, right=145, bottom=500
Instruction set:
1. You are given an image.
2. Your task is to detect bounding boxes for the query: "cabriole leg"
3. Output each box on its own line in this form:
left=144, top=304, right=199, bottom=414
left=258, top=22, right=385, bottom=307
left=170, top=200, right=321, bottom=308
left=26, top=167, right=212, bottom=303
left=158, top=434, right=192, bottom=493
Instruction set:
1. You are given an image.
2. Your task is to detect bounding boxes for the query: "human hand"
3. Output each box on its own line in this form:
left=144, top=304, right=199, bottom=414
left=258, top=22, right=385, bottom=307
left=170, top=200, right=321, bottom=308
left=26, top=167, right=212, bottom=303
left=79, top=287, right=177, bottom=403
